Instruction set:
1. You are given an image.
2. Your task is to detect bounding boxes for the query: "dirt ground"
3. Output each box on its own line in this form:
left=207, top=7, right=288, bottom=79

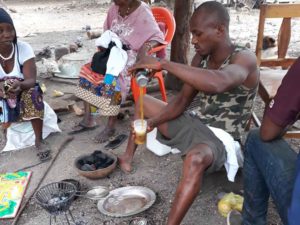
left=1, top=0, right=300, bottom=224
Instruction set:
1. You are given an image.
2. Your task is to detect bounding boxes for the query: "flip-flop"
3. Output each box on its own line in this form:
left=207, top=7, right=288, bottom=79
left=68, top=123, right=98, bottom=135
left=104, top=134, right=128, bottom=150
left=36, top=141, right=52, bottom=162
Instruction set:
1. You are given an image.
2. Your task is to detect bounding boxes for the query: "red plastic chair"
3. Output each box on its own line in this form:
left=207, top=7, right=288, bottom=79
left=131, top=7, right=176, bottom=103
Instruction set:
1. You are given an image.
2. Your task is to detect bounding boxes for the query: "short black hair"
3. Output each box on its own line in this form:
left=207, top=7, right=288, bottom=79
left=195, top=1, right=230, bottom=29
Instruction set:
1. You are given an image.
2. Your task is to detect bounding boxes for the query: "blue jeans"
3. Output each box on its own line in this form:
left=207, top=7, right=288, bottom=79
left=242, top=129, right=297, bottom=225
left=288, top=153, right=300, bottom=225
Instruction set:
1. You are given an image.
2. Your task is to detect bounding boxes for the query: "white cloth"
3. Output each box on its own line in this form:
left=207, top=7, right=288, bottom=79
left=147, top=126, right=243, bottom=182
left=95, top=30, right=128, bottom=77
left=208, top=126, right=243, bottom=182
left=2, top=102, right=61, bottom=152
left=0, top=41, right=35, bottom=79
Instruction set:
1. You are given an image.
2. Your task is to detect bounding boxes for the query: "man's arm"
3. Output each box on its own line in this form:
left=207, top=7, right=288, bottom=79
left=150, top=84, right=198, bottom=127
left=260, top=114, right=286, bottom=141
left=130, top=50, right=256, bottom=94
left=260, top=57, right=300, bottom=141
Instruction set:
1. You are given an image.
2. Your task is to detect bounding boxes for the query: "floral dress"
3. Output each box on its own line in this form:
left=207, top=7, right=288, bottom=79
left=0, top=41, right=43, bottom=124
left=75, top=2, right=164, bottom=116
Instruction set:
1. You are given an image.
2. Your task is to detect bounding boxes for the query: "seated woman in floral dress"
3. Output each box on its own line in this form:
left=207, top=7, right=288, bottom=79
left=72, top=0, right=164, bottom=143
left=0, top=8, right=50, bottom=161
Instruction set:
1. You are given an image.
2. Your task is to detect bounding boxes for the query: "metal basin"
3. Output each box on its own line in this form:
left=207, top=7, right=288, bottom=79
left=97, top=186, right=156, bottom=217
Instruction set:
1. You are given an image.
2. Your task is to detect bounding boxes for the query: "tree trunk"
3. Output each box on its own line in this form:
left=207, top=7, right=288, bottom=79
left=165, top=0, right=193, bottom=90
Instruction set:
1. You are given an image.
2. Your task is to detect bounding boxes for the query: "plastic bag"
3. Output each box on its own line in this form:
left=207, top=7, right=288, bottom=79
left=218, top=192, right=244, bottom=217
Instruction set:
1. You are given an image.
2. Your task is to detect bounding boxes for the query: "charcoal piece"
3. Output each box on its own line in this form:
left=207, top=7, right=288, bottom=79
left=82, top=155, right=95, bottom=165
left=96, top=157, right=114, bottom=169
left=81, top=164, right=96, bottom=171
left=92, top=151, right=108, bottom=164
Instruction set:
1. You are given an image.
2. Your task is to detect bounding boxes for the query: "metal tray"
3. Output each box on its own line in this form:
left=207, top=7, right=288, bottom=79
left=97, top=186, right=156, bottom=217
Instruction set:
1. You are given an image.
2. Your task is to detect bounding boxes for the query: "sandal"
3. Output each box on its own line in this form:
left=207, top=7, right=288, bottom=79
left=69, top=122, right=98, bottom=135
left=36, top=141, right=52, bottom=162
left=104, top=134, right=128, bottom=150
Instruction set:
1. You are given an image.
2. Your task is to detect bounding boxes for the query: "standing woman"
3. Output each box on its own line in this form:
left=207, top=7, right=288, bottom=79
left=72, top=0, right=164, bottom=143
left=0, top=9, right=50, bottom=161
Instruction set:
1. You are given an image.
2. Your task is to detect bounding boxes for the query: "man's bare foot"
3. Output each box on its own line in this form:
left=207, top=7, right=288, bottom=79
left=118, top=155, right=133, bottom=173
left=93, top=127, right=115, bottom=143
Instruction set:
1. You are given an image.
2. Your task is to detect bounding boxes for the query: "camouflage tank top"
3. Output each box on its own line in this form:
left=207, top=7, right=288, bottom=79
left=189, top=46, right=258, bottom=140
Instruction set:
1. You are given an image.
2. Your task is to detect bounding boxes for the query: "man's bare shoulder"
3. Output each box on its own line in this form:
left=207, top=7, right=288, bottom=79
left=230, top=49, right=257, bottom=71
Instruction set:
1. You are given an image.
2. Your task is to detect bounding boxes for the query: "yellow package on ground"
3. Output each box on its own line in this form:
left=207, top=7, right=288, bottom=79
left=218, top=192, right=244, bottom=217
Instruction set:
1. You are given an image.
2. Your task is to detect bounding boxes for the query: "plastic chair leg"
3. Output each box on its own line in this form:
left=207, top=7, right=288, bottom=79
left=154, top=71, right=167, bottom=102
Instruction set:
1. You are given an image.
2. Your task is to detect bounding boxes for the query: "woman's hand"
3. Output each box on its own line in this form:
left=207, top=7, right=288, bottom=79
left=8, top=80, right=21, bottom=95
left=136, top=45, right=148, bottom=61
left=0, top=89, right=4, bottom=98
left=129, top=56, right=162, bottom=74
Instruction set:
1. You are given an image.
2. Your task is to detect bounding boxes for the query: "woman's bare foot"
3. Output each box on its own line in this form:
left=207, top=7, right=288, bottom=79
left=118, top=155, right=133, bottom=173
left=93, top=127, right=115, bottom=143
left=72, top=104, right=84, bottom=116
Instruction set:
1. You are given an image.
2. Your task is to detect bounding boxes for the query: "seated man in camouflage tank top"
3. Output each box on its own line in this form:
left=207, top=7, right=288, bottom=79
left=119, top=1, right=259, bottom=225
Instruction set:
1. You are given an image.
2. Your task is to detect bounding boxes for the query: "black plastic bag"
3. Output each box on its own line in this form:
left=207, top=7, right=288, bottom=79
left=91, top=41, right=115, bottom=74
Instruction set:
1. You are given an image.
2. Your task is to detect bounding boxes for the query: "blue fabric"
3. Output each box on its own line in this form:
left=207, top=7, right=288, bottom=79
left=104, top=74, right=114, bottom=85
left=78, top=77, right=103, bottom=96
left=242, top=129, right=297, bottom=225
left=288, top=154, right=300, bottom=225
left=78, top=75, right=122, bottom=106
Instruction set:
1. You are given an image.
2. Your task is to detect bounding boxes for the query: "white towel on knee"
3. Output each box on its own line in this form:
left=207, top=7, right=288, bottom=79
left=208, top=126, right=244, bottom=182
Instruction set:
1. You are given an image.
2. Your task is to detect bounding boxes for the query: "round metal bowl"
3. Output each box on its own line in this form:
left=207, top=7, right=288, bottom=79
left=97, top=186, right=156, bottom=217
left=74, top=151, right=117, bottom=179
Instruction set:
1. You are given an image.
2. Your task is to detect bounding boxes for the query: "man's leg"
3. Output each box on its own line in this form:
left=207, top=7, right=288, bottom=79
left=167, top=144, right=214, bottom=225
left=118, top=94, right=168, bottom=172
left=243, top=129, right=297, bottom=225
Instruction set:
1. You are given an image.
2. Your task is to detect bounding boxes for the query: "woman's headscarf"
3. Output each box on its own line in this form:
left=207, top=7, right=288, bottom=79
left=0, top=8, right=17, bottom=43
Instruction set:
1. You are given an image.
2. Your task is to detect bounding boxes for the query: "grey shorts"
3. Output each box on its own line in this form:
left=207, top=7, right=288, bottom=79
left=156, top=112, right=226, bottom=173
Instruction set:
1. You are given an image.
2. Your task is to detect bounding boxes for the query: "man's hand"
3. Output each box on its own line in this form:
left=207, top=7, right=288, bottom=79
left=130, top=118, right=157, bottom=141
left=146, top=118, right=157, bottom=133
left=129, top=56, right=162, bottom=74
